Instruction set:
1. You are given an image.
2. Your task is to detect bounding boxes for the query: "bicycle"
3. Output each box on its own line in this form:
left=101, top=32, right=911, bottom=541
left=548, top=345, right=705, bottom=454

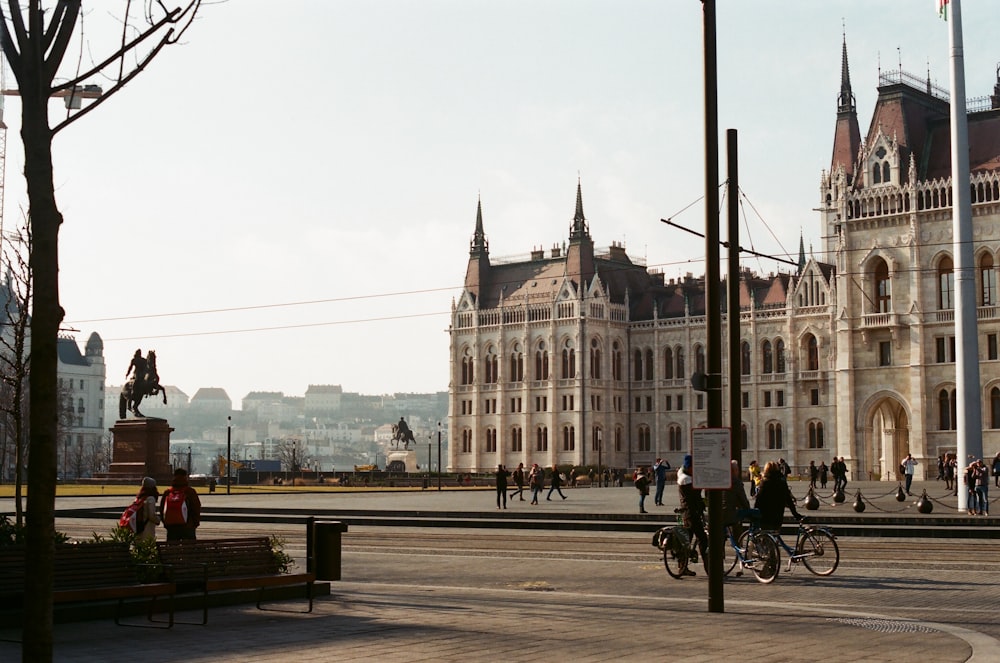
left=760, top=518, right=840, bottom=576
left=654, top=509, right=778, bottom=583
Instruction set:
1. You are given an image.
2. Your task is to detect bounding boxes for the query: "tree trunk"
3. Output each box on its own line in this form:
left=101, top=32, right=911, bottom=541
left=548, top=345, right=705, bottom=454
left=20, top=82, right=62, bottom=663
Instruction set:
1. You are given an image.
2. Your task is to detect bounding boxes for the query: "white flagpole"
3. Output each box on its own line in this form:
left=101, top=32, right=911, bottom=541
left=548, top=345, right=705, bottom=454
left=947, top=0, right=983, bottom=513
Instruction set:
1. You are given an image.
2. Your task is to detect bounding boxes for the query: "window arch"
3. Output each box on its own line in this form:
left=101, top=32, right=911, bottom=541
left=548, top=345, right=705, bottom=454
left=874, top=258, right=891, bottom=313
left=939, top=388, right=956, bottom=430
left=645, top=349, right=654, bottom=381
left=590, top=338, right=602, bottom=379
left=535, top=342, right=549, bottom=381
left=509, top=343, right=524, bottom=382
left=872, top=163, right=881, bottom=184
left=664, top=347, right=674, bottom=379
left=535, top=426, right=548, bottom=452
left=637, top=425, right=651, bottom=452
left=980, top=253, right=996, bottom=306
left=461, top=349, right=474, bottom=385
left=612, top=341, right=623, bottom=381
left=808, top=421, right=824, bottom=449
left=767, top=422, right=783, bottom=450
left=668, top=425, right=683, bottom=451
left=740, top=341, right=751, bottom=376
left=510, top=426, right=523, bottom=452
left=762, top=340, right=773, bottom=374
left=694, top=344, right=705, bottom=375
left=562, top=425, right=575, bottom=451
left=992, top=387, right=1000, bottom=429
left=484, top=346, right=499, bottom=384
left=675, top=347, right=685, bottom=378
left=633, top=349, right=643, bottom=381
left=740, top=423, right=749, bottom=451
left=485, top=428, right=497, bottom=453
left=805, top=334, right=819, bottom=371
left=882, top=161, right=890, bottom=183
left=561, top=340, right=576, bottom=379
left=938, top=256, right=954, bottom=310
left=775, top=339, right=786, bottom=374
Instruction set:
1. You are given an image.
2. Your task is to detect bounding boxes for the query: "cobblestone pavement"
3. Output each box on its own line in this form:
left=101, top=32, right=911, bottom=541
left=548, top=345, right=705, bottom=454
left=1, top=480, right=997, bottom=662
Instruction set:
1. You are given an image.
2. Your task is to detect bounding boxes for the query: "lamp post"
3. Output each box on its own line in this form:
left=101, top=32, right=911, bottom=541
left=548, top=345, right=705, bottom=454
left=437, top=421, right=442, bottom=491
left=187, top=445, right=192, bottom=474
left=226, top=416, right=232, bottom=495
left=427, top=433, right=432, bottom=480
left=597, top=429, right=602, bottom=488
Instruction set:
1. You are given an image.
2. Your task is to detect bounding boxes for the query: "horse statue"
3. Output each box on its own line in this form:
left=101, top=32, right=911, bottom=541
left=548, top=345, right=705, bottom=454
left=119, top=349, right=167, bottom=419
left=391, top=420, right=416, bottom=450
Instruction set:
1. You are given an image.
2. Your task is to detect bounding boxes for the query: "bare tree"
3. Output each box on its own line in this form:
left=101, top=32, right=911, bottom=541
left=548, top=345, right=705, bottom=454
left=0, top=3, right=204, bottom=659
left=0, top=222, right=31, bottom=527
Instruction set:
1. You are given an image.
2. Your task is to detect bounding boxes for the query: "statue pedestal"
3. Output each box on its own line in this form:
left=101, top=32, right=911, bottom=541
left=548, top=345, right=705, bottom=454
left=106, top=418, right=174, bottom=485
left=386, top=449, right=418, bottom=473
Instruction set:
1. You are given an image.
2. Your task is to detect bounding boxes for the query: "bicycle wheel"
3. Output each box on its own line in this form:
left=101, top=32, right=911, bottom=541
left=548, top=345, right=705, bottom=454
left=738, top=530, right=780, bottom=584
left=662, top=527, right=691, bottom=579
left=722, top=529, right=739, bottom=576
left=798, top=528, right=840, bottom=576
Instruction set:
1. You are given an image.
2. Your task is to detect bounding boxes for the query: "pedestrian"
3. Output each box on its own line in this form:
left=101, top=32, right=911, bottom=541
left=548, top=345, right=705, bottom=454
left=721, top=459, right=752, bottom=553
left=819, top=461, right=828, bottom=489
left=944, top=453, right=956, bottom=491
left=964, top=459, right=980, bottom=515
left=809, top=461, right=818, bottom=489
left=634, top=467, right=651, bottom=513
left=547, top=465, right=567, bottom=500
left=992, top=452, right=1000, bottom=488
left=119, top=476, right=160, bottom=541
left=495, top=464, right=510, bottom=510
left=653, top=457, right=671, bottom=506
left=973, top=459, right=989, bottom=516
left=748, top=459, right=761, bottom=497
left=936, top=455, right=945, bottom=482
left=509, top=462, right=526, bottom=501
left=528, top=463, right=543, bottom=504
left=676, top=455, right=708, bottom=576
left=778, top=458, right=791, bottom=480
left=159, top=467, right=201, bottom=541
left=901, top=453, right=918, bottom=495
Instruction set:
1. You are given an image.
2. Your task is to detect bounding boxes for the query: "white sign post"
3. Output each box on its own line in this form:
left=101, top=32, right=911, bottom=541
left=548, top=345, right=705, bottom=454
left=691, top=427, right=731, bottom=490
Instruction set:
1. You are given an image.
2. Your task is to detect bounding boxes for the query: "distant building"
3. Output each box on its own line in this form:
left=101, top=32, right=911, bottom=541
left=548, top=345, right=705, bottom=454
left=304, top=384, right=343, bottom=418
left=189, top=387, right=232, bottom=413
left=57, top=332, right=107, bottom=477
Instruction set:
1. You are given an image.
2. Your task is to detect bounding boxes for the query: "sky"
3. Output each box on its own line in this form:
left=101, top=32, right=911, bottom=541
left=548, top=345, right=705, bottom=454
left=2, top=1, right=999, bottom=406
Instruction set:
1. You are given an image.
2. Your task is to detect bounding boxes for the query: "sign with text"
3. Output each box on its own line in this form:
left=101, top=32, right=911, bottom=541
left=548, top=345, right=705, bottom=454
left=691, top=427, right=732, bottom=490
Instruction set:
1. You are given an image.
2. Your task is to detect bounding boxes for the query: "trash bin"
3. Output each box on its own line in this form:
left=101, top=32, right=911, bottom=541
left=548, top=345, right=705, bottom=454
left=312, top=520, right=348, bottom=581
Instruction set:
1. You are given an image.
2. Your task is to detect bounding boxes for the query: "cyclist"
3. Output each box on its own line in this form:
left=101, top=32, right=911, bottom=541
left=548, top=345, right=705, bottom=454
left=677, top=455, right=708, bottom=576
left=754, top=461, right=802, bottom=531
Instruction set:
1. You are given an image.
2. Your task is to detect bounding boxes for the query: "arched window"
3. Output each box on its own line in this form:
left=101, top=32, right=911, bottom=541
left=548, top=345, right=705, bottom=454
left=634, top=349, right=643, bottom=380
left=874, top=259, right=891, bottom=313
left=511, top=426, right=523, bottom=452
left=676, top=347, right=685, bottom=378
left=664, top=347, right=674, bottom=380
left=938, top=256, right=954, bottom=310
left=590, top=338, right=602, bottom=379
left=775, top=339, right=786, bottom=374
left=806, top=334, right=819, bottom=371
left=536, top=426, right=548, bottom=452
left=645, top=349, right=654, bottom=381
left=767, top=422, right=783, bottom=450
left=740, top=423, right=749, bottom=450
left=882, top=161, right=890, bottom=183
left=485, top=428, right=497, bottom=453
left=637, top=425, right=651, bottom=452
left=762, top=340, right=773, bottom=374
left=980, top=253, right=996, bottom=306
left=612, top=341, right=622, bottom=381
left=562, top=425, right=575, bottom=451
left=740, top=341, right=751, bottom=376
left=484, top=347, right=498, bottom=384
left=461, top=429, right=472, bottom=453
left=668, top=425, right=683, bottom=451
left=808, top=421, right=824, bottom=448
left=462, top=350, right=474, bottom=385
left=694, top=344, right=705, bottom=375
left=872, top=163, right=881, bottom=184
left=561, top=341, right=576, bottom=379
left=509, top=345, right=524, bottom=382
left=939, top=388, right=957, bottom=430
left=992, top=387, right=1000, bottom=429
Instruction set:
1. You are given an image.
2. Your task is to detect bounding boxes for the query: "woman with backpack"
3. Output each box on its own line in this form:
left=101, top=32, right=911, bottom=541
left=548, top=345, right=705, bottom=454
left=160, top=468, right=202, bottom=540
left=119, top=476, right=160, bottom=540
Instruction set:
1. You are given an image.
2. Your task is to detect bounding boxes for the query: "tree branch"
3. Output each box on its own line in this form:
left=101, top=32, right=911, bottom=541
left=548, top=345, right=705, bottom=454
left=42, top=1, right=81, bottom=84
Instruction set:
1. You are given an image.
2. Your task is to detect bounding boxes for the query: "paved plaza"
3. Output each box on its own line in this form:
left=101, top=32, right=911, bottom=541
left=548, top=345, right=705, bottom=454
left=1, top=479, right=997, bottom=662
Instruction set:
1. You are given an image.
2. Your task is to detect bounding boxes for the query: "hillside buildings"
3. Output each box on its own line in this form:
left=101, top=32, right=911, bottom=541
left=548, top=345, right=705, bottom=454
left=447, top=41, right=1000, bottom=480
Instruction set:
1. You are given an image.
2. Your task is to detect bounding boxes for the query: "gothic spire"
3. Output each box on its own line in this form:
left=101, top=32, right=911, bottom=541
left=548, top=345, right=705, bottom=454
left=469, top=195, right=488, bottom=257
left=569, top=177, right=589, bottom=241
left=797, top=231, right=807, bottom=274
left=837, top=30, right=856, bottom=114
left=831, top=29, right=862, bottom=184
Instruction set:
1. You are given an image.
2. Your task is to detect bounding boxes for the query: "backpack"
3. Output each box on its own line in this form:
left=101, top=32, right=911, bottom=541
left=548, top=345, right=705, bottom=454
left=118, top=498, right=146, bottom=534
left=162, top=489, right=189, bottom=526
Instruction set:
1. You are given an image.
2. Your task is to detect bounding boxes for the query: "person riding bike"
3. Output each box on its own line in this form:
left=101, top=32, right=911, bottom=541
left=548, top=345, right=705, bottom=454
left=754, top=460, right=802, bottom=531
left=677, top=454, right=708, bottom=576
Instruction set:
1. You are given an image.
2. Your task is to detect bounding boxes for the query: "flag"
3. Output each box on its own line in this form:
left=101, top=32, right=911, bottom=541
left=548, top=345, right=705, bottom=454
left=938, top=0, right=949, bottom=20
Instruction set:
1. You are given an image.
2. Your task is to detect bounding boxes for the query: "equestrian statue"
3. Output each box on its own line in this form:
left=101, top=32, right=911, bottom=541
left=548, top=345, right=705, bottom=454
left=119, top=349, right=167, bottom=419
left=391, top=417, right=416, bottom=450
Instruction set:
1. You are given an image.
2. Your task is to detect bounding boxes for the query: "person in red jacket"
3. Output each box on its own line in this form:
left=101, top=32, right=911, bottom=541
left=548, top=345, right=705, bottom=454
left=159, top=468, right=202, bottom=541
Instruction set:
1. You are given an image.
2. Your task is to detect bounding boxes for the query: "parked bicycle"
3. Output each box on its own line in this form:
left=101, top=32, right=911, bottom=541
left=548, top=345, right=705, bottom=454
left=760, top=517, right=840, bottom=576
left=654, top=509, right=778, bottom=583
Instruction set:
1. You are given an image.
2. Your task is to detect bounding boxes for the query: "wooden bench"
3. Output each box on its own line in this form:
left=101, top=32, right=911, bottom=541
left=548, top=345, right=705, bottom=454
left=156, top=536, right=315, bottom=625
left=0, top=542, right=175, bottom=629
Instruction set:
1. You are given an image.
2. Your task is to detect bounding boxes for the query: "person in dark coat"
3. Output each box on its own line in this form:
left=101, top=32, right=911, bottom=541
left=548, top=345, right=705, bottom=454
left=754, top=461, right=802, bottom=531
left=677, top=455, right=708, bottom=576
left=547, top=465, right=567, bottom=500
left=494, top=464, right=510, bottom=510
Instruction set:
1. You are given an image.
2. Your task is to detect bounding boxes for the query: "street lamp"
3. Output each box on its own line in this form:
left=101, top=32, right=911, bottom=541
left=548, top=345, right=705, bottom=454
left=187, top=445, right=192, bottom=474
left=226, top=416, right=232, bottom=495
left=437, top=421, right=442, bottom=491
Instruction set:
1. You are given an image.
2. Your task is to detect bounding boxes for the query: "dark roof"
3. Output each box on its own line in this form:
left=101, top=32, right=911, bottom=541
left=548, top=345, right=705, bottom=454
left=57, top=336, right=89, bottom=366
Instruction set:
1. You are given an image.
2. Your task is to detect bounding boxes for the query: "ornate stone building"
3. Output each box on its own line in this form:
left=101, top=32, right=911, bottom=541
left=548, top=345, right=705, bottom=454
left=447, top=41, right=1000, bottom=479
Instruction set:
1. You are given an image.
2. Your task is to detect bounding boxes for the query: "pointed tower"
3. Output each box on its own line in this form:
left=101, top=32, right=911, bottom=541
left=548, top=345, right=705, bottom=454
left=830, top=31, right=862, bottom=184
left=565, top=179, right=595, bottom=287
left=463, top=196, right=490, bottom=297
left=797, top=232, right=807, bottom=275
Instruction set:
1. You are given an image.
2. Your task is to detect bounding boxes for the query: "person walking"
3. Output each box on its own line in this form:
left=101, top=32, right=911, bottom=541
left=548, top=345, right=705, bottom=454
left=748, top=459, right=762, bottom=498
left=819, top=461, right=829, bottom=489
left=992, top=452, right=1000, bottom=488
left=528, top=463, right=543, bottom=504
left=547, top=465, right=567, bottom=500
left=808, top=461, right=818, bottom=489
left=972, top=459, right=989, bottom=516
left=494, top=464, right=510, bottom=510
left=902, top=453, right=918, bottom=495
left=634, top=467, right=651, bottom=513
left=676, top=455, right=707, bottom=576
left=509, top=462, right=526, bottom=501
left=159, top=468, right=201, bottom=541
left=653, top=457, right=671, bottom=506
left=944, top=454, right=956, bottom=492
left=754, top=461, right=802, bottom=532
